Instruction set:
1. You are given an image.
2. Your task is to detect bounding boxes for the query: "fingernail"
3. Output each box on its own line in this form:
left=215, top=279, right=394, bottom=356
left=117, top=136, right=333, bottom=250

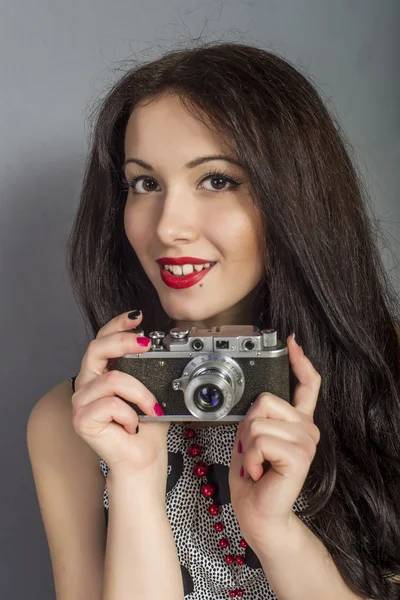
left=154, top=402, right=165, bottom=416
left=128, top=310, right=142, bottom=320
left=137, top=336, right=151, bottom=346
left=291, top=332, right=302, bottom=350
left=238, top=440, right=243, bottom=454
left=240, top=466, right=244, bottom=477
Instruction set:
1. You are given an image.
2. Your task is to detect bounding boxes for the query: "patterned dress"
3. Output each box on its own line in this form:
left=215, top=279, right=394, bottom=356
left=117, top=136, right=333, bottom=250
left=70, top=376, right=310, bottom=599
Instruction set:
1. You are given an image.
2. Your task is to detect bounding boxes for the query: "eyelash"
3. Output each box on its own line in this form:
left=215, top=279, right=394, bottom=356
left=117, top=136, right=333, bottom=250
left=122, top=169, right=243, bottom=195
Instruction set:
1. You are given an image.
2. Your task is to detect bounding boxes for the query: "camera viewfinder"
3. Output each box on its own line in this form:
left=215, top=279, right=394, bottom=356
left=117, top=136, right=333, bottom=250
left=216, top=340, right=229, bottom=349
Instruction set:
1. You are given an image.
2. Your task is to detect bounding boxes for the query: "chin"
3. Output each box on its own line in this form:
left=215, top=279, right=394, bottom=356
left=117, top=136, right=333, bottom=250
left=159, top=299, right=224, bottom=325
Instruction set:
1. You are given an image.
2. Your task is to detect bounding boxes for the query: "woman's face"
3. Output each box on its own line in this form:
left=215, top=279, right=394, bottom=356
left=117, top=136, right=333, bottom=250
left=123, top=94, right=264, bottom=329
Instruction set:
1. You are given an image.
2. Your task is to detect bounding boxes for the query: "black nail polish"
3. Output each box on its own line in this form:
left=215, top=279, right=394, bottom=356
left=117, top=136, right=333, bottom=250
left=128, top=310, right=142, bottom=320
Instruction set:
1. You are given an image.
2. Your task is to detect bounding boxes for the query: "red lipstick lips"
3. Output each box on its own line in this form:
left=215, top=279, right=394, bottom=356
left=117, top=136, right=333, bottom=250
left=156, top=256, right=216, bottom=289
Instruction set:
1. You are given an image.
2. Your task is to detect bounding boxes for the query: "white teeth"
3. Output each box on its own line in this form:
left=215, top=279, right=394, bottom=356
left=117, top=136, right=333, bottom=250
left=182, top=264, right=194, bottom=275
left=163, top=262, right=215, bottom=276
left=172, top=265, right=183, bottom=276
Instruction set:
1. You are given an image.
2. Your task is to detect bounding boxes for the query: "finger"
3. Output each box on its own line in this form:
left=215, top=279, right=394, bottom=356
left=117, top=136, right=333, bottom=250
left=97, top=310, right=143, bottom=339
left=243, top=392, right=303, bottom=426
left=78, top=329, right=151, bottom=387
left=242, top=435, right=315, bottom=482
left=287, top=334, right=321, bottom=418
left=72, top=395, right=139, bottom=438
left=240, top=417, right=320, bottom=451
left=72, top=369, right=160, bottom=418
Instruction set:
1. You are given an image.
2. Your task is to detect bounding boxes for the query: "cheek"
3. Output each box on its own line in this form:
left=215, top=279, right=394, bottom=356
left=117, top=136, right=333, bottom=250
left=123, top=202, right=149, bottom=255
left=211, top=204, right=263, bottom=259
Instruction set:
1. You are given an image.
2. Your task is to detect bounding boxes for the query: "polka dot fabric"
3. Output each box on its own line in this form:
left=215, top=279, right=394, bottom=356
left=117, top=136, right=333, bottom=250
left=71, top=376, right=311, bottom=599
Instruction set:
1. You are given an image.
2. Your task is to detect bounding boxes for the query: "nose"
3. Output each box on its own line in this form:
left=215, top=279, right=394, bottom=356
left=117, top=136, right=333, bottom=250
left=155, top=192, right=199, bottom=246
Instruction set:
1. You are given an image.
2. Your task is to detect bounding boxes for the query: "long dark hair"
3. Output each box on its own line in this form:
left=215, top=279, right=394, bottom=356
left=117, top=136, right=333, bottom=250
left=67, top=41, right=400, bottom=598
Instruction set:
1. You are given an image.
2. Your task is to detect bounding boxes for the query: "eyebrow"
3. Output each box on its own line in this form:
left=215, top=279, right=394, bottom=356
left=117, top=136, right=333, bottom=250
left=122, top=154, right=244, bottom=171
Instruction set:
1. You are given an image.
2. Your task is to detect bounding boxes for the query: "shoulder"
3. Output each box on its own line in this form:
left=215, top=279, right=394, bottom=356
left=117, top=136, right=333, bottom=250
left=27, top=377, right=101, bottom=475
left=28, top=378, right=74, bottom=429
left=27, top=379, right=77, bottom=462
left=26, top=379, right=106, bottom=596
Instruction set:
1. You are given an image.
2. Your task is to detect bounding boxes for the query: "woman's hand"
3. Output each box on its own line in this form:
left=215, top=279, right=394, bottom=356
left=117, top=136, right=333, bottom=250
left=72, top=310, right=170, bottom=485
left=229, top=333, right=321, bottom=551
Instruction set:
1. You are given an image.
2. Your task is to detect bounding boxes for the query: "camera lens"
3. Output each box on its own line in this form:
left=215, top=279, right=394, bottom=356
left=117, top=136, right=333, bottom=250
left=194, top=384, right=223, bottom=411
left=180, top=356, right=245, bottom=421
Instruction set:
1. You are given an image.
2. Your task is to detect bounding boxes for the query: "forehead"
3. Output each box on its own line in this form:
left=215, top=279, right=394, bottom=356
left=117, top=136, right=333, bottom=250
left=124, top=94, right=234, bottom=161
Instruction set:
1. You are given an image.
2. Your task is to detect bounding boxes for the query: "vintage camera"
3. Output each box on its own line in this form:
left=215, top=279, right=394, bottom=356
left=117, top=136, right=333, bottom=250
left=111, top=325, right=290, bottom=422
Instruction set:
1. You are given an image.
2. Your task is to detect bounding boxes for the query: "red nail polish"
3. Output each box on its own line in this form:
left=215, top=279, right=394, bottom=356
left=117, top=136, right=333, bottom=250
left=240, top=466, right=244, bottom=477
left=238, top=440, right=243, bottom=454
left=137, top=336, right=151, bottom=346
left=154, top=402, right=165, bottom=416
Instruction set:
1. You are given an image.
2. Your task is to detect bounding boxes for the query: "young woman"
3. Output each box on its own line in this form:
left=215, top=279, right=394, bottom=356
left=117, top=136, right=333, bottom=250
left=27, top=41, right=400, bottom=600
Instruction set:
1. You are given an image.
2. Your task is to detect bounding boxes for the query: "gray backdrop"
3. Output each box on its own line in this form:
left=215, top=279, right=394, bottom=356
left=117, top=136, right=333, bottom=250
left=1, top=1, right=399, bottom=598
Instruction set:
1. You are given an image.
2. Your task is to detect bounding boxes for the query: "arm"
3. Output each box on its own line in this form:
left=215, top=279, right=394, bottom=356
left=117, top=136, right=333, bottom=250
left=256, top=324, right=398, bottom=599
left=27, top=380, right=184, bottom=600
left=229, top=336, right=369, bottom=600
left=103, top=467, right=184, bottom=600
left=255, top=514, right=366, bottom=600
left=27, top=381, right=106, bottom=599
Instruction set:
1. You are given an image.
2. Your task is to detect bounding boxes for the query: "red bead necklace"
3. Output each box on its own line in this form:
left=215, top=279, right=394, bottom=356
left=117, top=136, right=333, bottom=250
left=183, top=422, right=246, bottom=598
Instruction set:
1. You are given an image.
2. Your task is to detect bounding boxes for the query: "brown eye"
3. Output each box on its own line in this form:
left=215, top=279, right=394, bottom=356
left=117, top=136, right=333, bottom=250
left=141, top=178, right=158, bottom=191
left=127, top=176, right=160, bottom=194
left=199, top=172, right=242, bottom=192
left=209, top=176, right=228, bottom=190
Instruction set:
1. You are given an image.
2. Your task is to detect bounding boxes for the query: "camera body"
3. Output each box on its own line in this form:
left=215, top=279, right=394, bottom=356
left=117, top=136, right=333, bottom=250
left=111, top=325, right=290, bottom=422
